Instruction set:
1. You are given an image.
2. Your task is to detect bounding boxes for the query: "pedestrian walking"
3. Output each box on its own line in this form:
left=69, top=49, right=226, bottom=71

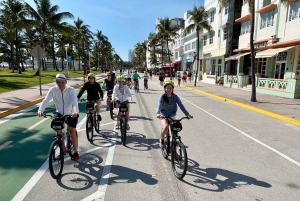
left=176, top=71, right=181, bottom=87
left=182, top=71, right=187, bottom=83
left=149, top=70, right=153, bottom=80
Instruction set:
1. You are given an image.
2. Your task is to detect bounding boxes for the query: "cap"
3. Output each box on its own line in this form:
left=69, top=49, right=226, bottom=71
left=56, top=74, right=66, bottom=80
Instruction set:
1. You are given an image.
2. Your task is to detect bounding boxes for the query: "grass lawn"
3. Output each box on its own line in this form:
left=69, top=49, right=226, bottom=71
left=0, top=68, right=101, bottom=94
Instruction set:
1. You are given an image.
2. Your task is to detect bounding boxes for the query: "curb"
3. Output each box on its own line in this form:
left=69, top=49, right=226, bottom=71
left=0, top=77, right=104, bottom=119
left=181, top=84, right=300, bottom=127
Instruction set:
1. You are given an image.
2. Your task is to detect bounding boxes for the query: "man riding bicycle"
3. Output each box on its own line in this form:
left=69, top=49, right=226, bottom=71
left=102, top=72, right=116, bottom=111
left=142, top=71, right=149, bottom=90
left=77, top=73, right=104, bottom=121
left=132, top=70, right=141, bottom=90
left=37, top=74, right=80, bottom=161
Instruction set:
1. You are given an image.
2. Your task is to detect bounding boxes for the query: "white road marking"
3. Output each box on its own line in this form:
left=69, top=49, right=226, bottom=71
left=81, top=123, right=118, bottom=201
left=180, top=96, right=300, bottom=167
left=77, top=122, right=116, bottom=132
left=0, top=141, right=13, bottom=150
left=22, top=118, right=49, bottom=133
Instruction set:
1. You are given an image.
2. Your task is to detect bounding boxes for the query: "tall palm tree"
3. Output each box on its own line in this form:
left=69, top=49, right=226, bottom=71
left=94, top=30, right=108, bottom=71
left=183, top=5, right=212, bottom=86
left=156, top=17, right=179, bottom=79
left=23, top=0, right=74, bottom=75
left=147, top=32, right=160, bottom=68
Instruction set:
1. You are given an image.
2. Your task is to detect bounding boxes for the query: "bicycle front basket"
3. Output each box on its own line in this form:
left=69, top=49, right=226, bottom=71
left=51, top=118, right=65, bottom=130
left=86, top=102, right=94, bottom=110
left=119, top=105, right=128, bottom=112
left=171, top=122, right=182, bottom=132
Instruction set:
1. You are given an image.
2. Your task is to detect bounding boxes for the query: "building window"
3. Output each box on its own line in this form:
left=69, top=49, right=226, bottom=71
left=260, top=9, right=274, bottom=29
left=212, top=60, right=216, bottom=75
left=297, top=51, right=300, bottom=71
left=255, top=58, right=267, bottom=76
left=223, top=28, right=227, bottom=40
left=289, top=1, right=300, bottom=21
left=175, top=52, right=178, bottom=60
left=187, top=43, right=191, bottom=50
left=209, top=32, right=214, bottom=44
left=276, top=51, right=287, bottom=61
left=218, top=29, right=220, bottom=37
left=210, top=11, right=215, bottom=22
left=192, top=42, right=196, bottom=49
left=203, top=36, right=207, bottom=46
left=241, top=20, right=250, bottom=35
left=225, top=3, right=229, bottom=15
left=185, top=45, right=187, bottom=51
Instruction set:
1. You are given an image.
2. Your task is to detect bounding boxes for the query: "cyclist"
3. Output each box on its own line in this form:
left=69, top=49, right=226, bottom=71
left=125, top=70, right=132, bottom=88
left=77, top=73, right=103, bottom=121
left=158, top=70, right=165, bottom=86
left=176, top=71, right=182, bottom=87
left=37, top=74, right=80, bottom=161
left=109, top=69, right=116, bottom=82
left=102, top=72, right=116, bottom=111
left=112, top=75, right=132, bottom=130
left=156, top=80, right=193, bottom=148
left=142, top=71, right=149, bottom=90
left=132, top=70, right=141, bottom=90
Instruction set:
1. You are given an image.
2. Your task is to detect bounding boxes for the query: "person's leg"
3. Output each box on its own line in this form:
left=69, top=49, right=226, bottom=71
left=66, top=116, right=79, bottom=160
left=159, top=119, right=168, bottom=147
left=126, top=104, right=130, bottom=130
left=95, top=100, right=101, bottom=121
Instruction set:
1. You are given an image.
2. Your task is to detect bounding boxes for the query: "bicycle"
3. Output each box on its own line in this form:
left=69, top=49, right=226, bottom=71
left=43, top=113, right=75, bottom=179
left=106, top=89, right=115, bottom=120
left=80, top=99, right=100, bottom=142
left=126, top=79, right=132, bottom=89
left=115, top=101, right=135, bottom=146
left=144, top=79, right=148, bottom=90
left=161, top=116, right=190, bottom=179
left=133, top=79, right=139, bottom=93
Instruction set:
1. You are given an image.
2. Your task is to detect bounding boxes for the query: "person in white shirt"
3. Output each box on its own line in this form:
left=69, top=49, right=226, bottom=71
left=112, top=75, right=132, bottom=130
left=37, top=74, right=80, bottom=161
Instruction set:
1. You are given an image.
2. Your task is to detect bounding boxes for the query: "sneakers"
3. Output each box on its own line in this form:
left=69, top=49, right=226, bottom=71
left=97, top=114, right=102, bottom=121
left=115, top=124, right=120, bottom=129
left=126, top=124, right=130, bottom=131
left=159, top=139, right=164, bottom=149
left=106, top=107, right=109, bottom=111
left=72, top=152, right=80, bottom=161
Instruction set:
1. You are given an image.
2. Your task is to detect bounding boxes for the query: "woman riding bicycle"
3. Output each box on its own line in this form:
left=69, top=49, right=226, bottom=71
left=156, top=80, right=193, bottom=148
left=112, top=75, right=133, bottom=130
left=102, top=72, right=116, bottom=111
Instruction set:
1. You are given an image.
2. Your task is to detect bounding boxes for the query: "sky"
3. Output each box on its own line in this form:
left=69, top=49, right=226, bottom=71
left=25, top=0, right=204, bottom=61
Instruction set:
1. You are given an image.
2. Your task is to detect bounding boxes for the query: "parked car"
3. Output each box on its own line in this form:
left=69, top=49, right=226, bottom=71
left=0, top=62, right=9, bottom=68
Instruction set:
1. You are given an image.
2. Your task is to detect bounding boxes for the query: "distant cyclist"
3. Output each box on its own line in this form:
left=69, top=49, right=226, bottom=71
left=142, top=71, right=149, bottom=90
left=156, top=80, right=193, bottom=148
left=102, top=72, right=116, bottom=111
left=37, top=74, right=80, bottom=161
left=132, top=70, right=141, bottom=89
left=77, top=73, right=103, bottom=121
left=112, top=75, right=133, bottom=130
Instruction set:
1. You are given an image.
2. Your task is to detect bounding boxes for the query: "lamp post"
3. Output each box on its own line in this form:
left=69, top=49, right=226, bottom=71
left=65, top=46, right=69, bottom=76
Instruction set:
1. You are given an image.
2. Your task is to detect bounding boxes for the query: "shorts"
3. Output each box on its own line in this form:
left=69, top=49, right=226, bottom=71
left=133, top=78, right=139, bottom=83
left=116, top=100, right=129, bottom=108
left=159, top=77, right=164, bottom=81
left=127, top=78, right=132, bottom=81
left=54, top=112, right=78, bottom=128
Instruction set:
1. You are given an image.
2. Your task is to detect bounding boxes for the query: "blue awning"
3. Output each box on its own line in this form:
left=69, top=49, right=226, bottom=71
left=182, top=59, right=193, bottom=62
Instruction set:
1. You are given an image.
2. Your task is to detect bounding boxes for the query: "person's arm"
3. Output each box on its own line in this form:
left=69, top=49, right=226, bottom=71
left=125, top=86, right=132, bottom=101
left=98, top=83, right=104, bottom=99
left=101, top=79, right=106, bottom=89
left=155, top=95, right=163, bottom=117
left=111, top=85, right=117, bottom=101
left=175, top=95, right=189, bottom=116
left=77, top=83, right=87, bottom=99
left=70, top=88, right=79, bottom=115
left=38, top=87, right=54, bottom=114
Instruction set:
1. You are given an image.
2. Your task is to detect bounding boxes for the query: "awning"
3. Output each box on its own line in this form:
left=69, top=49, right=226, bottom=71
left=255, top=46, right=295, bottom=58
left=225, top=52, right=251, bottom=61
left=171, top=60, right=181, bottom=67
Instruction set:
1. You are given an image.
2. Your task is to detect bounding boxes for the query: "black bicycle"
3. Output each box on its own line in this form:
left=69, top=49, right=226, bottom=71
left=43, top=114, right=75, bottom=179
left=80, top=99, right=100, bottom=142
left=144, top=79, right=148, bottom=90
left=161, top=116, right=189, bottom=179
left=106, top=89, right=115, bottom=120
left=133, top=79, right=139, bottom=93
left=116, top=101, right=135, bottom=145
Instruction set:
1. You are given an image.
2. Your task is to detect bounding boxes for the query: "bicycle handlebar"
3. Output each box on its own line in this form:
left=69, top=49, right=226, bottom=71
left=42, top=114, right=71, bottom=119
left=162, top=116, right=192, bottom=121
left=79, top=99, right=100, bottom=103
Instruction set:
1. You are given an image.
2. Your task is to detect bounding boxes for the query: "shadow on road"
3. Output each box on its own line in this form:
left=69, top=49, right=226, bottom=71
left=182, top=158, right=272, bottom=192
left=122, top=132, right=159, bottom=151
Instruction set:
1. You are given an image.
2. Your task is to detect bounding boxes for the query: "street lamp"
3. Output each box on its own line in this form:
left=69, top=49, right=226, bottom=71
left=65, top=45, right=69, bottom=76
left=193, top=52, right=199, bottom=86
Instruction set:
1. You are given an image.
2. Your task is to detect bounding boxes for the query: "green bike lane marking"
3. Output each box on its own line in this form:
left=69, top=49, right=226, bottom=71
left=0, top=81, right=106, bottom=201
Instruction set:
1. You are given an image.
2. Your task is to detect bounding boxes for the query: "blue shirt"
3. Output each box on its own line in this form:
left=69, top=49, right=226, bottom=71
left=156, top=94, right=189, bottom=117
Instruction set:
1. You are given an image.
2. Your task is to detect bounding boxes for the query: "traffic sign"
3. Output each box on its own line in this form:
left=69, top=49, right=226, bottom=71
left=30, top=45, right=47, bottom=61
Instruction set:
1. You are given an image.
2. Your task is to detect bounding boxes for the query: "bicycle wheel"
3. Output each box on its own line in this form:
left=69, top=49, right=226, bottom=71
left=48, top=140, right=64, bottom=179
left=86, top=114, right=93, bottom=142
left=171, top=141, right=188, bottom=179
left=67, top=134, right=74, bottom=158
left=120, top=116, right=126, bottom=145
left=162, top=132, right=170, bottom=159
left=94, top=112, right=100, bottom=134
left=109, top=102, right=114, bottom=120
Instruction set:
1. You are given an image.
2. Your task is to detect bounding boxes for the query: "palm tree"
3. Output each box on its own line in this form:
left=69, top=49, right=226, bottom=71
left=147, top=32, right=160, bottom=69
left=183, top=5, right=212, bottom=86
left=23, top=0, right=74, bottom=75
left=156, top=17, right=179, bottom=79
left=94, top=30, right=108, bottom=71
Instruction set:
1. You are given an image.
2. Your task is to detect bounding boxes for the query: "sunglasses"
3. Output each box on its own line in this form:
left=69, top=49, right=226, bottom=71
left=107, top=75, right=111, bottom=76
left=88, top=77, right=95, bottom=79
left=56, top=81, right=66, bottom=84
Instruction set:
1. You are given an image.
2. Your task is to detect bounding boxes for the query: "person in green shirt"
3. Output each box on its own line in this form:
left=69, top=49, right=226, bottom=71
left=132, top=70, right=141, bottom=90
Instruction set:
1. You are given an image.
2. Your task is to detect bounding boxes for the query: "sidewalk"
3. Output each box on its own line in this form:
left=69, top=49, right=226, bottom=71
left=181, top=80, right=300, bottom=122
left=0, top=74, right=105, bottom=118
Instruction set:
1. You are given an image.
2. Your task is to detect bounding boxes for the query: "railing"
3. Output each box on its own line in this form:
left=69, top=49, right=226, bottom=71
left=227, top=75, right=238, bottom=84
left=203, top=73, right=217, bottom=84
left=257, top=78, right=288, bottom=91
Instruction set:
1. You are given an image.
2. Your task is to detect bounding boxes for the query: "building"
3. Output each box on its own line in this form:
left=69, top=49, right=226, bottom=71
left=224, top=0, right=300, bottom=99
left=128, top=49, right=135, bottom=62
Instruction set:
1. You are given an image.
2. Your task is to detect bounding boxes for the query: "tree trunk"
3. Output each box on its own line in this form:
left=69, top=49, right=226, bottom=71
left=10, top=42, right=14, bottom=73
left=250, top=0, right=257, bottom=102
left=52, top=32, right=59, bottom=71
left=194, top=31, right=200, bottom=86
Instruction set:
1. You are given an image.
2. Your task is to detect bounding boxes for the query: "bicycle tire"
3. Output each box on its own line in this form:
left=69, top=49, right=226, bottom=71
left=48, top=140, right=64, bottom=179
left=120, top=116, right=126, bottom=145
left=109, top=102, right=114, bottom=120
left=67, top=134, right=74, bottom=158
left=86, top=115, right=93, bottom=142
left=162, top=132, right=170, bottom=159
left=94, top=112, right=100, bottom=134
left=171, top=141, right=188, bottom=179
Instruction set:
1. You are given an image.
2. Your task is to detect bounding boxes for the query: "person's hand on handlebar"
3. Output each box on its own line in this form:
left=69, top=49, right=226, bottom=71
left=37, top=111, right=42, bottom=117
left=71, top=113, right=79, bottom=118
left=187, top=115, right=193, bottom=119
left=157, top=114, right=162, bottom=119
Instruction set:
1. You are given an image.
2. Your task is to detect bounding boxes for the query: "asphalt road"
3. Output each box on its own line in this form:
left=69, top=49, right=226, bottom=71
left=0, top=78, right=300, bottom=201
